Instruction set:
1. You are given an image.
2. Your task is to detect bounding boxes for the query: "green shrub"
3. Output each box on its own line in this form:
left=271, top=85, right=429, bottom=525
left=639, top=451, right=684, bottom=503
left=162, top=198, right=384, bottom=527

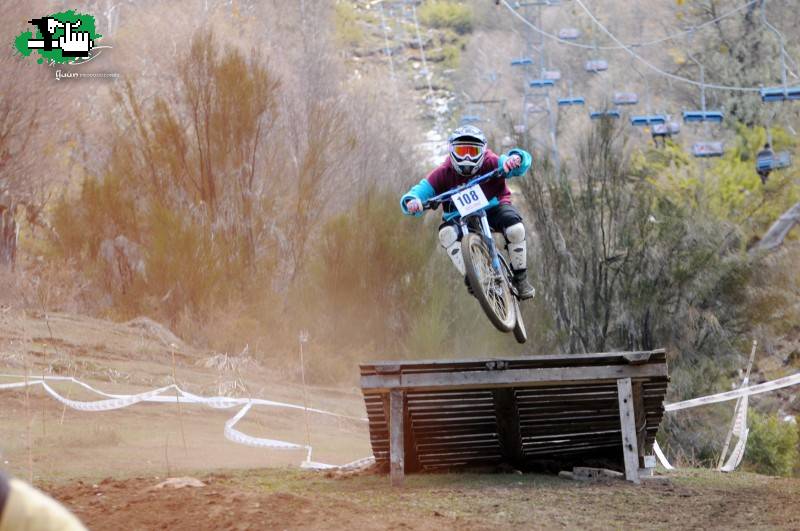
left=418, top=1, right=473, bottom=35
left=334, top=2, right=364, bottom=47
left=744, top=410, right=799, bottom=476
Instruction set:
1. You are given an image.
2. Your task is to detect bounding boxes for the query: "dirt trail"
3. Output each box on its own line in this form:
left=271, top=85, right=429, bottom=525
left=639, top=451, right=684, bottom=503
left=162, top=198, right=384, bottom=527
left=0, top=310, right=370, bottom=479
left=3, top=311, right=800, bottom=530
left=40, top=469, right=800, bottom=531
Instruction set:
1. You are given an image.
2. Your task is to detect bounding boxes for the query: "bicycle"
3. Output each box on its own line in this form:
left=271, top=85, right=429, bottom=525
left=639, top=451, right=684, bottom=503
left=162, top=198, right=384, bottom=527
left=422, top=169, right=528, bottom=344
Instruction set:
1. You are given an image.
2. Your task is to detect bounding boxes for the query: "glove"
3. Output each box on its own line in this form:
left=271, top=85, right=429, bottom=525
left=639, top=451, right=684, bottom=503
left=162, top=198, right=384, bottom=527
left=406, top=198, right=423, bottom=214
left=502, top=154, right=522, bottom=174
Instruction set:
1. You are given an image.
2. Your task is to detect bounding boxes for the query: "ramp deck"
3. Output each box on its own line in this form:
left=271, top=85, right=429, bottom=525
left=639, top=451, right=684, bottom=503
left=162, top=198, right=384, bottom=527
left=360, top=350, right=669, bottom=484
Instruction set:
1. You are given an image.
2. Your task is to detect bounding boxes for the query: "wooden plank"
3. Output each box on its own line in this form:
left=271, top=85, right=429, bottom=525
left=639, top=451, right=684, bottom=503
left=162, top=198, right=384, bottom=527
left=361, top=349, right=666, bottom=372
left=617, top=378, right=640, bottom=484
left=361, top=363, right=667, bottom=392
left=390, top=389, right=405, bottom=487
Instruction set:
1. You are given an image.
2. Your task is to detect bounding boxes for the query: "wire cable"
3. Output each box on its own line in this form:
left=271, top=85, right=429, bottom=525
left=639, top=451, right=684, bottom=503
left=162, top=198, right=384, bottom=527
left=570, top=0, right=763, bottom=92
left=502, top=0, right=759, bottom=51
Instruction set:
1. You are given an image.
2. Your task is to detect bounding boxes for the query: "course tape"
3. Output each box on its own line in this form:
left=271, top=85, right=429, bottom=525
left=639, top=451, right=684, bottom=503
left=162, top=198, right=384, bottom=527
left=658, top=372, right=799, bottom=471
left=0, top=375, right=372, bottom=469
left=664, top=372, right=800, bottom=411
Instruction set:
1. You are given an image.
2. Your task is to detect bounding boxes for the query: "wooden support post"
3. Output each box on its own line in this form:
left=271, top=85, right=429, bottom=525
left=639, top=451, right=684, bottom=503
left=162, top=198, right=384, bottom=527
left=617, top=378, right=640, bottom=484
left=389, top=389, right=405, bottom=486
left=492, top=388, right=524, bottom=469
left=403, top=393, right=420, bottom=473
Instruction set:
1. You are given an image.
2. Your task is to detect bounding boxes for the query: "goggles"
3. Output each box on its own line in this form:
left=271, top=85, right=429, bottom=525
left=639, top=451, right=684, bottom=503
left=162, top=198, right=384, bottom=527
left=451, top=143, right=484, bottom=159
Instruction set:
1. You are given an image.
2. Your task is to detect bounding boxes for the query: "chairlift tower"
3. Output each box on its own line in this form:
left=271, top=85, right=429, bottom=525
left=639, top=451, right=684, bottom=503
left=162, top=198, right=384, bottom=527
left=514, top=1, right=561, bottom=173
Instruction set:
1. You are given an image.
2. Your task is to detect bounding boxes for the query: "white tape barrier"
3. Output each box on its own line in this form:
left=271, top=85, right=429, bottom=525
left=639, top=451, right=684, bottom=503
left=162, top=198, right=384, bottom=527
left=0, top=375, right=373, bottom=469
left=664, top=372, right=800, bottom=411
left=652, top=441, right=674, bottom=470
left=657, top=371, right=800, bottom=472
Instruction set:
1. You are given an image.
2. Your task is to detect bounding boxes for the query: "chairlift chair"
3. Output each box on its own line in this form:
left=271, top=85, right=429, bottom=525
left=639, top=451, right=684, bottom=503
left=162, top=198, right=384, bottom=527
left=558, top=96, right=586, bottom=106
left=590, top=109, right=621, bottom=120
left=530, top=79, right=555, bottom=88
left=631, top=114, right=667, bottom=126
left=692, top=141, right=724, bottom=157
left=756, top=148, right=792, bottom=173
left=558, top=28, right=580, bottom=40
left=543, top=70, right=562, bottom=81
left=585, top=59, right=608, bottom=73
left=651, top=121, right=681, bottom=138
left=613, top=92, right=639, bottom=105
left=760, top=86, right=800, bottom=102
left=682, top=110, right=724, bottom=123
left=511, top=58, right=534, bottom=67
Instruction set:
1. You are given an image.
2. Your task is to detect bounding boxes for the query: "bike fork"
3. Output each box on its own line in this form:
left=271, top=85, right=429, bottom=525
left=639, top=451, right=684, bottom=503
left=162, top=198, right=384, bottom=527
left=479, top=214, right=502, bottom=273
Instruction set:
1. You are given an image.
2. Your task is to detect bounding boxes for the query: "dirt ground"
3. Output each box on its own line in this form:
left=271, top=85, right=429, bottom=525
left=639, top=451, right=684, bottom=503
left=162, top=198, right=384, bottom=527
left=2, top=311, right=800, bottom=530
left=38, top=468, right=800, bottom=531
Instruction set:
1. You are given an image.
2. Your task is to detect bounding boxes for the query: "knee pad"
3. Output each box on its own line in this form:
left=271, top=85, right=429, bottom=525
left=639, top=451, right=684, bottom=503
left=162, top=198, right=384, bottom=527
left=504, top=223, right=525, bottom=244
left=438, top=225, right=459, bottom=248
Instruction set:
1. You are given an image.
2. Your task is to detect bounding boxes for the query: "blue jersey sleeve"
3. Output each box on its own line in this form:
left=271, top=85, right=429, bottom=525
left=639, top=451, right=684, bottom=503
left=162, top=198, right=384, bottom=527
left=497, top=148, right=532, bottom=178
left=400, top=179, right=436, bottom=216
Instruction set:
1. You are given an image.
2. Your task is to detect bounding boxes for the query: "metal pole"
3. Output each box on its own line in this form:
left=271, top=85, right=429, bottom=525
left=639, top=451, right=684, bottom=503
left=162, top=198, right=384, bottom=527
left=298, top=330, right=311, bottom=452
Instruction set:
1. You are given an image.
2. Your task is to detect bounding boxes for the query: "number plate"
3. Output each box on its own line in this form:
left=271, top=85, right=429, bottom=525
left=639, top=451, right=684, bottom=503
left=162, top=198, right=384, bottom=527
left=453, top=184, right=489, bottom=216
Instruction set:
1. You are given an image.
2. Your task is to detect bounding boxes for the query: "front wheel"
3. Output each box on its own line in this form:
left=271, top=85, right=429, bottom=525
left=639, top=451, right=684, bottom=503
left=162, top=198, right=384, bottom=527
left=462, top=233, right=516, bottom=332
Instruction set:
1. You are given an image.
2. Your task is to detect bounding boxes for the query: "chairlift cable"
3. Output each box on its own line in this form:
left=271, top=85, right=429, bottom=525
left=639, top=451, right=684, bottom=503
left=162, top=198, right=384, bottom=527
left=571, top=0, right=764, bottom=93
left=501, top=0, right=761, bottom=51
left=410, top=2, right=435, bottom=105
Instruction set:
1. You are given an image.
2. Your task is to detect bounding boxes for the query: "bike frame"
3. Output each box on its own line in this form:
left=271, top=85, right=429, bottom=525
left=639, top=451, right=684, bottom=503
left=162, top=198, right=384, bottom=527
left=424, top=169, right=504, bottom=274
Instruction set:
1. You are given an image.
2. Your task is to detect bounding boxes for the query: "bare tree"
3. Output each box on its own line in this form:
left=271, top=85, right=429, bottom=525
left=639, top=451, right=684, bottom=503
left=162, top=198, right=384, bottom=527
left=0, top=3, right=52, bottom=269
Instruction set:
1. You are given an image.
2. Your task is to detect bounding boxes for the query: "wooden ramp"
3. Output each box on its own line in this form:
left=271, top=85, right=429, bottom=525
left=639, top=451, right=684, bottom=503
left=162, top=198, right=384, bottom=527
left=359, top=350, right=669, bottom=484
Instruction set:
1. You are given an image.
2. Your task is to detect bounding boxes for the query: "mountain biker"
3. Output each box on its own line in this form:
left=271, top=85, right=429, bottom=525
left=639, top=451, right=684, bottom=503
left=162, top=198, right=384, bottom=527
left=400, top=125, right=535, bottom=299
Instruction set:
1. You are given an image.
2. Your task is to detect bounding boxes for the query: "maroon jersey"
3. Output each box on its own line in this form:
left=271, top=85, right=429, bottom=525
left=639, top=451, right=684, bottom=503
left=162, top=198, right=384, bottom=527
left=425, top=150, right=512, bottom=206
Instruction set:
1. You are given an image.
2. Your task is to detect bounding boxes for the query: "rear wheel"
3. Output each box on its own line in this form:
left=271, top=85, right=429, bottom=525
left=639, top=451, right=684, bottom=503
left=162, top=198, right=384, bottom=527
left=462, top=233, right=516, bottom=332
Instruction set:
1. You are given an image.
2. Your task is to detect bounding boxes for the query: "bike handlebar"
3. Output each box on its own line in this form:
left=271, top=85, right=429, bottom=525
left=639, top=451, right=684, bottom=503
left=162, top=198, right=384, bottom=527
left=422, top=168, right=501, bottom=210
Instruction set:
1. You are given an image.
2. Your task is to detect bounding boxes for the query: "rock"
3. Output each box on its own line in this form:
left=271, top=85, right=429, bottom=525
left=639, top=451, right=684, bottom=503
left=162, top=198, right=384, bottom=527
left=153, top=477, right=206, bottom=489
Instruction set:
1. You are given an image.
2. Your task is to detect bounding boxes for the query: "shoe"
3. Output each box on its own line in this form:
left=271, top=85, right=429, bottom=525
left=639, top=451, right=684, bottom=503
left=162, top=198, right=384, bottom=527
left=464, top=275, right=475, bottom=297
left=512, top=270, right=535, bottom=300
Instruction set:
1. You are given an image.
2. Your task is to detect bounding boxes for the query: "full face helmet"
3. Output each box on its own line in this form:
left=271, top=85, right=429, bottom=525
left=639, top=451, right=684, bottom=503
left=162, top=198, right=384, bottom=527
left=448, top=125, right=487, bottom=176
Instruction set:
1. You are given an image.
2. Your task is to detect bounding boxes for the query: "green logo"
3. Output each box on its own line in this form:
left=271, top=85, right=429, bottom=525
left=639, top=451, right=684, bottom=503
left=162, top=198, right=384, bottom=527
left=15, top=10, right=103, bottom=65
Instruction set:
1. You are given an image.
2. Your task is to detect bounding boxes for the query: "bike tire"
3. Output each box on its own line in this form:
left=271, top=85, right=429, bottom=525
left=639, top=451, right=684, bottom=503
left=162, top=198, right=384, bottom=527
left=462, top=233, right=516, bottom=332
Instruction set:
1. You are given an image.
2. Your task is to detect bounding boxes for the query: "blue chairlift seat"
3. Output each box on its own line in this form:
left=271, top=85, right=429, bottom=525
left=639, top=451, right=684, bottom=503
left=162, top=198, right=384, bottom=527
left=558, top=96, right=586, bottom=106
left=760, top=86, right=800, bottom=102
left=682, top=110, right=724, bottom=123
left=631, top=114, right=667, bottom=126
left=543, top=70, right=562, bottom=81
left=651, top=122, right=681, bottom=137
left=756, top=150, right=792, bottom=172
left=460, top=115, right=481, bottom=124
left=558, top=28, right=580, bottom=40
left=530, top=79, right=555, bottom=88
left=613, top=92, right=639, bottom=105
left=585, top=60, right=608, bottom=73
left=511, top=58, right=534, bottom=66
left=692, top=141, right=724, bottom=157
left=590, top=109, right=621, bottom=120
